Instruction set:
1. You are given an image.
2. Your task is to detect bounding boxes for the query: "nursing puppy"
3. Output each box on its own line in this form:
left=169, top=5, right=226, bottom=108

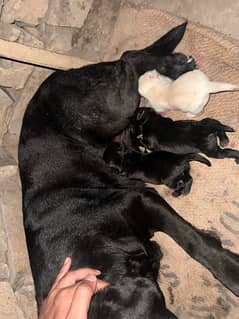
left=18, top=23, right=239, bottom=319
left=103, top=142, right=211, bottom=196
left=132, top=107, right=239, bottom=162
left=138, top=69, right=237, bottom=116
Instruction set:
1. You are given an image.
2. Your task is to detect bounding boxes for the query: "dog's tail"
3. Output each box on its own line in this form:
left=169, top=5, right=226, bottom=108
left=186, top=153, right=211, bottom=166
left=209, top=81, right=238, bottom=93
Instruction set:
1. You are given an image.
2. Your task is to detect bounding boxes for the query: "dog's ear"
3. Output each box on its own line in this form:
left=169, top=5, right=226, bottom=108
left=144, top=22, right=187, bottom=56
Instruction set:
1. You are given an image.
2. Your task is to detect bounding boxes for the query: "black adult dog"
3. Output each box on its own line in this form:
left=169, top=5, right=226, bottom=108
left=19, top=23, right=239, bottom=318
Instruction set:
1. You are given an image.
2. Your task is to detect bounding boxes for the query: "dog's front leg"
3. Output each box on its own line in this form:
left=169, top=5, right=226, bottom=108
left=132, top=188, right=239, bottom=296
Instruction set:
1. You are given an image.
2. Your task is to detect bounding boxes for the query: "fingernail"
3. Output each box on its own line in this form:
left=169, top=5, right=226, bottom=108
left=64, top=257, right=70, bottom=265
left=95, top=270, right=101, bottom=275
left=85, top=275, right=97, bottom=282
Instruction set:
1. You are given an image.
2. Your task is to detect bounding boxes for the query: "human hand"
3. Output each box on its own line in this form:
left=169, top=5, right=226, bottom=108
left=39, top=257, right=108, bottom=319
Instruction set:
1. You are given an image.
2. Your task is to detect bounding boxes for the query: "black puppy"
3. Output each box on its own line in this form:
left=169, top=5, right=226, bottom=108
left=18, top=23, right=239, bottom=319
left=132, top=107, right=239, bottom=162
left=103, top=142, right=211, bottom=196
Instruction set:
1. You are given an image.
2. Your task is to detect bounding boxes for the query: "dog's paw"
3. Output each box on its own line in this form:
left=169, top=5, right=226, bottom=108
left=186, top=112, right=196, bottom=118
left=179, top=54, right=197, bottom=69
left=172, top=177, right=192, bottom=197
left=185, top=55, right=197, bottom=71
left=145, top=69, right=159, bottom=79
left=218, top=132, right=230, bottom=147
left=217, top=124, right=234, bottom=147
left=164, top=53, right=197, bottom=79
left=201, top=118, right=234, bottom=147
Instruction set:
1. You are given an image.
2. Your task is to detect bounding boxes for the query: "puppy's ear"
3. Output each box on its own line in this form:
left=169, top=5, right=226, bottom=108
left=144, top=22, right=187, bottom=56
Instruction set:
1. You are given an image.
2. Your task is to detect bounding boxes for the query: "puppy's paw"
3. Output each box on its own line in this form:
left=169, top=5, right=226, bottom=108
left=186, top=112, right=196, bottom=118
left=172, top=179, right=185, bottom=197
left=172, top=177, right=192, bottom=197
left=218, top=132, right=229, bottom=147
left=146, top=69, right=159, bottom=79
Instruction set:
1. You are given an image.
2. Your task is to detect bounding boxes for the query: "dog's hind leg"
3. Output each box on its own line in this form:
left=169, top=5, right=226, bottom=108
left=131, top=189, right=239, bottom=296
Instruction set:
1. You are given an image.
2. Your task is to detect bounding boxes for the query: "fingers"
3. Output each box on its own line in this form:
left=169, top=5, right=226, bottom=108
left=51, top=257, right=102, bottom=291
left=70, top=268, right=101, bottom=281
left=48, top=285, right=77, bottom=319
left=50, top=257, right=72, bottom=291
left=56, top=268, right=101, bottom=290
left=96, top=278, right=109, bottom=292
left=40, top=258, right=110, bottom=319
left=43, top=276, right=109, bottom=319
left=66, top=275, right=97, bottom=319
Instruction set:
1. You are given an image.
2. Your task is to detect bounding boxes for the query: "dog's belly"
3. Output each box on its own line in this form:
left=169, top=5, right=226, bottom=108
left=23, top=185, right=148, bottom=303
left=89, top=277, right=177, bottom=319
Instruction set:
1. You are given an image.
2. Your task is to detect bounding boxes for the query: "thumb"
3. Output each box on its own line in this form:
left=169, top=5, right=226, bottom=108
left=82, top=274, right=98, bottom=292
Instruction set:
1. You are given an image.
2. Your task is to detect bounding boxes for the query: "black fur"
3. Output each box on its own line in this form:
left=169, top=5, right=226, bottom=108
left=103, top=142, right=210, bottom=196
left=18, top=23, right=239, bottom=319
left=132, top=107, right=239, bottom=163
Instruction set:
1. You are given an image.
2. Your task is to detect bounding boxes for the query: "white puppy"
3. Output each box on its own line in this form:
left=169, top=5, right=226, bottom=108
left=138, top=69, right=237, bottom=116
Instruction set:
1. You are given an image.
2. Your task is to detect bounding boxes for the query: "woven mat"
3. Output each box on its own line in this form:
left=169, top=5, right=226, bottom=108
left=105, top=8, right=239, bottom=318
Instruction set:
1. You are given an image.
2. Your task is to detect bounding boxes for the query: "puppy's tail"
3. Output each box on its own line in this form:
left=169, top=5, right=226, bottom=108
left=209, top=81, right=238, bottom=93
left=186, top=153, right=211, bottom=166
